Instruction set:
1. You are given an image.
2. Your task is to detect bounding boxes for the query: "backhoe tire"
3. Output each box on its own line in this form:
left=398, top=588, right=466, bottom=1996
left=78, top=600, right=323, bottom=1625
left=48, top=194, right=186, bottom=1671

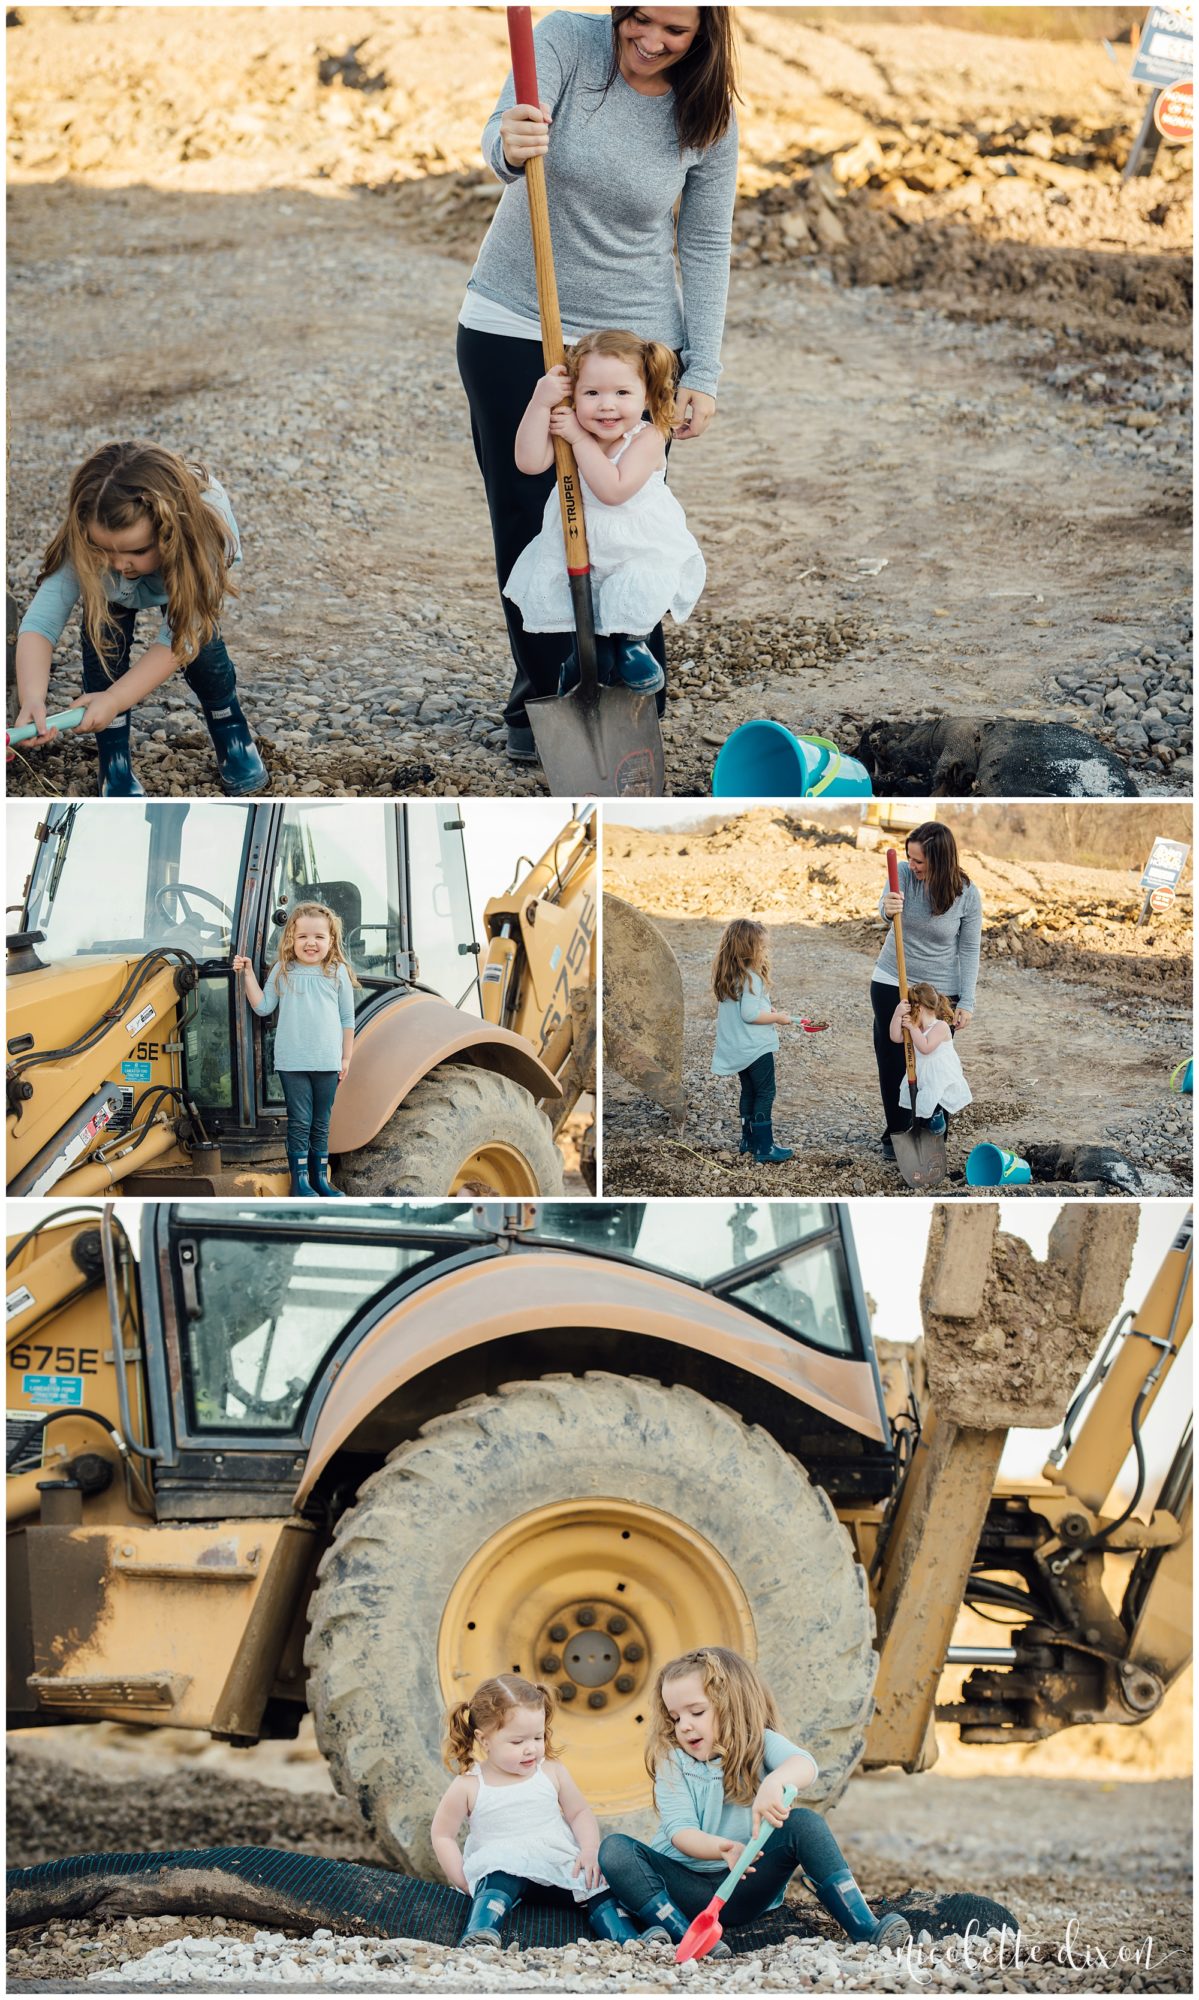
left=304, top=1372, right=877, bottom=1876
left=336, top=1062, right=564, bottom=1197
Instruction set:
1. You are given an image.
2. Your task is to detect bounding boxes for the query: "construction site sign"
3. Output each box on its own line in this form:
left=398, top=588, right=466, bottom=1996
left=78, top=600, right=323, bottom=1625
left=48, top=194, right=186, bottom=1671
left=1141, top=837, right=1190, bottom=890
left=1131, top=6, right=1194, bottom=87
left=1149, top=886, right=1177, bottom=912
left=1154, top=76, right=1194, bottom=136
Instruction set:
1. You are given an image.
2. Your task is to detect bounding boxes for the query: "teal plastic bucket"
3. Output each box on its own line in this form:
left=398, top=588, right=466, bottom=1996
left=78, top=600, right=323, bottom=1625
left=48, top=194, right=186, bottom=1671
left=1170, top=1057, right=1193, bottom=1096
left=966, top=1143, right=1032, bottom=1187
left=712, top=722, right=873, bottom=798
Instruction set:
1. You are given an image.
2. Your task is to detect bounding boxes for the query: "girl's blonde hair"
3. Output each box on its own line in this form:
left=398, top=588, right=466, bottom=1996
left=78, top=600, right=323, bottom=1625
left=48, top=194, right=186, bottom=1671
left=646, top=1648, right=780, bottom=1808
left=565, top=329, right=678, bottom=438
left=907, top=981, right=955, bottom=1026
left=712, top=919, right=768, bottom=1003
left=443, top=1677, right=556, bottom=1773
left=37, top=439, right=238, bottom=672
left=274, top=902, right=361, bottom=990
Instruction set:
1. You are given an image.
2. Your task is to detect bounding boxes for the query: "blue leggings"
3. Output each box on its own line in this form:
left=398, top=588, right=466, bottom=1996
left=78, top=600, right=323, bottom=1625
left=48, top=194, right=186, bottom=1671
left=278, top=1071, right=339, bottom=1157
left=81, top=604, right=238, bottom=708
left=599, top=1811, right=846, bottom=1929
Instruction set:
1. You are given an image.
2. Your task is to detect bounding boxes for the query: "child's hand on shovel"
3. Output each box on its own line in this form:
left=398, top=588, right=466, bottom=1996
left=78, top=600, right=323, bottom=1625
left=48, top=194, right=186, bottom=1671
left=533, top=364, right=572, bottom=408
left=549, top=403, right=585, bottom=444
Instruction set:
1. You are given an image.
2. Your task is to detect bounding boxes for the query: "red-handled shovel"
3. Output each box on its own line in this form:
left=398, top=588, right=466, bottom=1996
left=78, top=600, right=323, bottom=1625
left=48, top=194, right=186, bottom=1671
left=674, top=1784, right=798, bottom=1962
left=505, top=6, right=665, bottom=797
left=886, top=847, right=946, bottom=1190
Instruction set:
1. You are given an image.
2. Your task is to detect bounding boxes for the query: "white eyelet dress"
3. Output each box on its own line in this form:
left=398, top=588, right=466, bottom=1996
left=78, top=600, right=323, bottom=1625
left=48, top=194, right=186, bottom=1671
left=503, top=424, right=706, bottom=637
left=899, top=1033, right=973, bottom=1120
left=461, top=1763, right=598, bottom=1902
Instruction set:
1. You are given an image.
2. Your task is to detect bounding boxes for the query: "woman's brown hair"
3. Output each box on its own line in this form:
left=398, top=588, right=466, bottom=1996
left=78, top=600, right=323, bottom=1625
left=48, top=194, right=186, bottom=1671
left=37, top=440, right=238, bottom=671
left=907, top=981, right=955, bottom=1028
left=566, top=329, right=678, bottom=437
left=646, top=1647, right=779, bottom=1807
left=604, top=7, right=740, bottom=151
left=443, top=1677, right=556, bottom=1773
left=274, top=903, right=361, bottom=992
left=712, top=918, right=768, bottom=1002
left=906, top=822, right=971, bottom=918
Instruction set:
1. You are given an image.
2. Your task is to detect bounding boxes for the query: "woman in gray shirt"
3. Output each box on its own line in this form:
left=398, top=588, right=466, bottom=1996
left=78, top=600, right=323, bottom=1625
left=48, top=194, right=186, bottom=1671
left=870, top=822, right=983, bottom=1158
left=457, top=6, right=739, bottom=761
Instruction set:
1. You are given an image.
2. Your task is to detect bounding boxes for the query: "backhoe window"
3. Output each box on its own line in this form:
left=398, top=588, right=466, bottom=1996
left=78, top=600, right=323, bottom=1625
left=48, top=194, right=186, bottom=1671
left=529, top=1202, right=832, bottom=1282
left=23, top=802, right=250, bottom=961
left=176, top=1226, right=455, bottom=1433
left=404, top=802, right=481, bottom=1013
left=268, top=803, right=403, bottom=982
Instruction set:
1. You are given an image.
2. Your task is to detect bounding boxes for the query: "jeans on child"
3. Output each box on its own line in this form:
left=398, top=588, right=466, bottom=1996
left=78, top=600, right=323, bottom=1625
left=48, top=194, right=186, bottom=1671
left=81, top=605, right=238, bottom=708
left=737, top=1051, right=777, bottom=1127
left=599, top=1810, right=848, bottom=1930
left=279, top=1072, right=339, bottom=1157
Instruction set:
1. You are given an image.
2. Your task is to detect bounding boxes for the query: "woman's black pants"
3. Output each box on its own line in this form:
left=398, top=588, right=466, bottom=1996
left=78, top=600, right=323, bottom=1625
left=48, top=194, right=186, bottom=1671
left=870, top=979, right=958, bottom=1133
left=456, top=323, right=667, bottom=729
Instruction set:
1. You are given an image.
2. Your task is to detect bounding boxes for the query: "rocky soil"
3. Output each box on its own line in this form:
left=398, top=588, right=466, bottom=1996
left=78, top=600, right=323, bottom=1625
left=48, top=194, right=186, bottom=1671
left=5, top=1725, right=1191, bottom=1994
left=5, top=7, right=1192, bottom=799
left=601, top=807, right=1193, bottom=1196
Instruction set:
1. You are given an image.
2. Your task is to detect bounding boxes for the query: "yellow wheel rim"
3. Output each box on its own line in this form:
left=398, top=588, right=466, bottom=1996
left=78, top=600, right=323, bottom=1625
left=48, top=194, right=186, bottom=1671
left=438, top=1499, right=756, bottom=1812
left=448, top=1143, right=542, bottom=1197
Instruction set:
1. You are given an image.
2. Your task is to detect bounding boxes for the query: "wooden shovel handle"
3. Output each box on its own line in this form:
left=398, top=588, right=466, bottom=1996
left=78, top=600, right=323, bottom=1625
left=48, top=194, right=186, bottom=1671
left=506, top=7, right=590, bottom=576
left=886, top=848, right=917, bottom=1090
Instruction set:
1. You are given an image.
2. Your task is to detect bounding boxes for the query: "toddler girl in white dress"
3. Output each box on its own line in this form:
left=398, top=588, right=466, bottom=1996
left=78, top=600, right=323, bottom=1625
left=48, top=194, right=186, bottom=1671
left=505, top=328, right=706, bottom=696
left=890, top=982, right=973, bottom=1134
left=431, top=1675, right=642, bottom=1947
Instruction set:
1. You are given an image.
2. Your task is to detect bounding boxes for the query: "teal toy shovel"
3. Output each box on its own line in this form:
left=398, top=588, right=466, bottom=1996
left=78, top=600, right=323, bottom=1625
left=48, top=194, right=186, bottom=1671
left=674, top=1784, right=798, bottom=1962
left=6, top=705, right=86, bottom=747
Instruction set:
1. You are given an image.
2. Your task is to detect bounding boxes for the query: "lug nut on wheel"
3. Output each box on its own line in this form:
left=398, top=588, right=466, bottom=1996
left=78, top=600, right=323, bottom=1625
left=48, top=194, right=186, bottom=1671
left=623, top=1642, right=643, bottom=1662
left=615, top=1674, right=635, bottom=1694
left=540, top=1654, right=561, bottom=1674
left=549, top=1623, right=568, bottom=1644
left=558, top=1684, right=577, bottom=1701
left=588, top=1691, right=607, bottom=1709
left=607, top=1614, right=628, bottom=1634
left=576, top=1606, right=597, bottom=1627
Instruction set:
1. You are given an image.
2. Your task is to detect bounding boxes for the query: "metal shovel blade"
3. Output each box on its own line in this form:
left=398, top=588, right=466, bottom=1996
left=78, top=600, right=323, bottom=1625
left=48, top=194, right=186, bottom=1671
left=892, top=1123, right=947, bottom=1190
left=527, top=682, right=664, bottom=798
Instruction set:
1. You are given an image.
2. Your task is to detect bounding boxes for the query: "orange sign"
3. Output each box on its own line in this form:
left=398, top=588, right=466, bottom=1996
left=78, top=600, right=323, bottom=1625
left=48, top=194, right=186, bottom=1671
left=1154, top=78, right=1194, bottom=140
left=1150, top=886, right=1177, bottom=912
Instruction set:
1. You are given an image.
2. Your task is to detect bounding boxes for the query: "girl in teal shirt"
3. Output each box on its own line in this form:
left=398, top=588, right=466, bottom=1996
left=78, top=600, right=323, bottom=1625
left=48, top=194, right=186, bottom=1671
left=598, top=1647, right=909, bottom=1952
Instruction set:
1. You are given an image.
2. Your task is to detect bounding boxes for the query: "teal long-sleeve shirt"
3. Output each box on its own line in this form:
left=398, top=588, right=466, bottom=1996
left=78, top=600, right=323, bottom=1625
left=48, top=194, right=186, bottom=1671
left=18, top=477, right=241, bottom=652
left=711, top=971, right=779, bottom=1076
left=650, top=1729, right=819, bottom=1907
left=251, top=963, right=355, bottom=1073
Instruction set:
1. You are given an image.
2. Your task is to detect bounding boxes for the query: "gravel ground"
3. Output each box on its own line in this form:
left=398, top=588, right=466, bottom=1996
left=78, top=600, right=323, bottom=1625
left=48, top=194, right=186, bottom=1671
left=5, top=1739, right=1191, bottom=1994
left=4, top=7, right=1192, bottom=800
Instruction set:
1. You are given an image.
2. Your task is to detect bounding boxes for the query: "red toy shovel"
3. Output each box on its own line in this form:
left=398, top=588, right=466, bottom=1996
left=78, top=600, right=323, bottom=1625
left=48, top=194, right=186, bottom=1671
left=674, top=1784, right=798, bottom=1962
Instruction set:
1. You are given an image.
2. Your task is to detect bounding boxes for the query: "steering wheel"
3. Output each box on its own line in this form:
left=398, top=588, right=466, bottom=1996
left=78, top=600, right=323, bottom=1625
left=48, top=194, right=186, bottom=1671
left=152, top=881, right=233, bottom=944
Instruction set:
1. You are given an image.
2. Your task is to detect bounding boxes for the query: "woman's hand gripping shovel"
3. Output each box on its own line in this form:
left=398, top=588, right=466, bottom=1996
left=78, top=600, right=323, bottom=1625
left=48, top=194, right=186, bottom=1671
left=887, top=846, right=946, bottom=1190
left=506, top=7, right=664, bottom=798
left=674, top=1784, right=798, bottom=1963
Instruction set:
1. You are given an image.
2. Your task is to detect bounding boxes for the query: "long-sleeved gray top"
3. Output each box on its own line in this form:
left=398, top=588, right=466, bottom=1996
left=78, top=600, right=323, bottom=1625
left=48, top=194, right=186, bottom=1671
left=873, top=861, right=983, bottom=1012
left=18, top=477, right=241, bottom=652
left=469, top=10, right=738, bottom=398
left=252, top=963, right=355, bottom=1073
left=711, top=970, right=780, bottom=1075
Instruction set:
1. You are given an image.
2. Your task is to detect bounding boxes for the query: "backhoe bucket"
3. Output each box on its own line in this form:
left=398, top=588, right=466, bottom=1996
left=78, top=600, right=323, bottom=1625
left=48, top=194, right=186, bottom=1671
left=528, top=682, right=664, bottom=799
left=602, top=894, right=685, bottom=1123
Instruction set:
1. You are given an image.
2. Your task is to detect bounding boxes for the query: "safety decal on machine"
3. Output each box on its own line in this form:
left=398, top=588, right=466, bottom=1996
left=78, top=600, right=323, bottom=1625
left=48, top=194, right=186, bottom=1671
left=125, top=1002, right=156, bottom=1036
left=22, top=1374, right=84, bottom=1407
left=6, top=1286, right=36, bottom=1321
left=121, top=1061, right=152, bottom=1082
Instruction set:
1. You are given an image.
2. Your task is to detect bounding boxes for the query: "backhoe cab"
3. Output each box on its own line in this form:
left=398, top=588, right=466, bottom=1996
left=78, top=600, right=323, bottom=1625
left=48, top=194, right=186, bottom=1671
left=6, top=1199, right=1190, bottom=1875
left=6, top=802, right=596, bottom=1197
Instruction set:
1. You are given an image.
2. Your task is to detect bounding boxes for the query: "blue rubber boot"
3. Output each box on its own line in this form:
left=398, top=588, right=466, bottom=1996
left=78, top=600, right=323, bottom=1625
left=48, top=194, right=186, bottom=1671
left=459, top=1876, right=520, bottom=1946
left=615, top=638, right=665, bottom=694
left=308, top=1153, right=345, bottom=1198
left=812, top=1870, right=911, bottom=1948
left=751, top=1119, right=793, bottom=1164
left=925, top=1109, right=947, bottom=1135
left=557, top=635, right=617, bottom=696
left=288, top=1153, right=316, bottom=1197
left=587, top=1894, right=641, bottom=1945
left=632, top=1893, right=730, bottom=1957
left=739, top=1119, right=752, bottom=1154
left=202, top=695, right=268, bottom=795
left=95, top=717, right=145, bottom=798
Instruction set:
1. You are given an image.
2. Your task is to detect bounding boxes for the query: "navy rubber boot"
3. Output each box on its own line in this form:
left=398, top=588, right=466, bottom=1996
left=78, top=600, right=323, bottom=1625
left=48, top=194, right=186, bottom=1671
left=751, top=1119, right=793, bottom=1165
left=95, top=718, right=145, bottom=798
left=287, top=1153, right=316, bottom=1197
left=506, top=724, right=538, bottom=762
left=459, top=1877, right=519, bottom=1946
left=308, top=1153, right=345, bottom=1198
left=812, top=1870, right=911, bottom=1949
left=925, top=1109, right=947, bottom=1135
left=739, top=1119, right=752, bottom=1154
left=632, top=1894, right=730, bottom=1957
left=615, top=638, right=665, bottom=694
left=556, top=635, right=617, bottom=696
left=202, top=695, right=268, bottom=795
left=587, top=1895, right=641, bottom=1945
